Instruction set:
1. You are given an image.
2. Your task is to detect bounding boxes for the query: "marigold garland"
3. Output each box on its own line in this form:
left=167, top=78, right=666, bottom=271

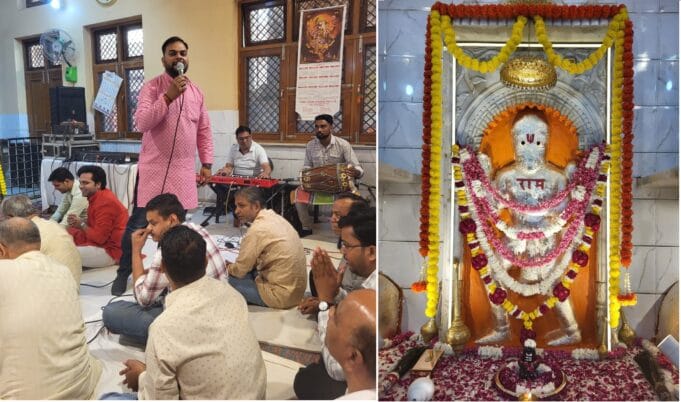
left=534, top=8, right=628, bottom=75
left=0, top=164, right=6, bottom=196
left=441, top=14, right=527, bottom=74
left=418, top=2, right=636, bottom=329
left=422, top=9, right=444, bottom=319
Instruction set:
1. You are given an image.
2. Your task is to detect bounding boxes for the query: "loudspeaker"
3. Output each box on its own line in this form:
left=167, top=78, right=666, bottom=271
left=50, top=86, right=86, bottom=127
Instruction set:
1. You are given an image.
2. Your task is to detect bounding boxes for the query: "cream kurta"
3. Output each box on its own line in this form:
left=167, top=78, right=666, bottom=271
left=31, top=216, right=82, bottom=284
left=228, top=209, right=307, bottom=308
left=0, top=251, right=102, bottom=400
left=138, top=276, right=266, bottom=400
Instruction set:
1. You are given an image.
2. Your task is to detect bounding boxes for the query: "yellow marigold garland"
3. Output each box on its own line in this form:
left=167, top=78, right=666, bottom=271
left=608, top=14, right=627, bottom=328
left=534, top=8, right=628, bottom=74
left=440, top=14, right=528, bottom=73
left=0, top=164, right=6, bottom=196
left=425, top=9, right=444, bottom=319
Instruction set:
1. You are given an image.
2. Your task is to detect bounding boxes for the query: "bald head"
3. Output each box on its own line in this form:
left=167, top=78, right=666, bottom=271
left=0, top=217, right=41, bottom=258
left=326, top=289, right=377, bottom=386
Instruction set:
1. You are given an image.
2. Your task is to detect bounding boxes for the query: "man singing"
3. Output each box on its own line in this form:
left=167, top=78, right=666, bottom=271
left=112, top=36, right=214, bottom=295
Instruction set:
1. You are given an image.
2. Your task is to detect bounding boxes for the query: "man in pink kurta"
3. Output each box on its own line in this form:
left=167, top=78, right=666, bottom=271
left=111, top=36, right=214, bottom=296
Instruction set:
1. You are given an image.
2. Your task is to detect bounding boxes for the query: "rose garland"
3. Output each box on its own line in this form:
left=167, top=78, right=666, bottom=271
left=461, top=146, right=603, bottom=248
left=417, top=3, right=636, bottom=328
left=461, top=146, right=609, bottom=297
left=453, top=145, right=610, bottom=337
left=419, top=18, right=433, bottom=259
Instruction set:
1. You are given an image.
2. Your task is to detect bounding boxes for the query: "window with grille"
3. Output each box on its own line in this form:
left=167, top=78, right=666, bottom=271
left=91, top=19, right=144, bottom=139
left=24, top=39, right=61, bottom=70
left=239, top=0, right=375, bottom=145
left=244, top=1, right=286, bottom=46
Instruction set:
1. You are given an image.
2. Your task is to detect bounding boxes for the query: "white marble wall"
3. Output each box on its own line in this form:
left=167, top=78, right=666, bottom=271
left=379, top=0, right=679, bottom=339
left=100, top=109, right=377, bottom=202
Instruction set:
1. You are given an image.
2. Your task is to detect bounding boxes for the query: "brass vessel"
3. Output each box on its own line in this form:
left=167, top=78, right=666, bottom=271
left=420, top=318, right=439, bottom=343
left=618, top=311, right=637, bottom=347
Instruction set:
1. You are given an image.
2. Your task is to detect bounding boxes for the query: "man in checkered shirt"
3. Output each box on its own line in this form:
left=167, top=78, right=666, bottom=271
left=102, top=193, right=228, bottom=346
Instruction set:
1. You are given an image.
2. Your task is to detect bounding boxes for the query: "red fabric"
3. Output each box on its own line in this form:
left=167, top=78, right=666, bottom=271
left=68, top=189, right=128, bottom=262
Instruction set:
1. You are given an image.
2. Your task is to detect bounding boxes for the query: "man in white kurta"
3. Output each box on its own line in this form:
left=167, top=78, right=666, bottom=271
left=118, top=225, right=266, bottom=400
left=1, top=195, right=82, bottom=284
left=0, top=217, right=101, bottom=399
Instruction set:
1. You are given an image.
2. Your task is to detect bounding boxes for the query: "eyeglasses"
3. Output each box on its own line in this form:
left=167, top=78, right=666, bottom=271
left=340, top=241, right=363, bottom=250
left=237, top=136, right=251, bottom=141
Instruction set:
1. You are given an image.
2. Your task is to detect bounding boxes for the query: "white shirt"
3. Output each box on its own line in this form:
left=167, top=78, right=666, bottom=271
left=226, top=141, right=269, bottom=176
left=0, top=251, right=102, bottom=399
left=50, top=179, right=88, bottom=226
left=31, top=216, right=82, bottom=285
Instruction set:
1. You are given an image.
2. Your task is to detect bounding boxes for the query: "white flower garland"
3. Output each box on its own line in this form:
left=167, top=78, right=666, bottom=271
left=571, top=348, right=600, bottom=360
left=478, top=345, right=504, bottom=359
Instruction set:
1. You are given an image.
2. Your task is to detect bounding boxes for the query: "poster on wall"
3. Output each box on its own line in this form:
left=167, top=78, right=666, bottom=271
left=295, top=5, right=346, bottom=121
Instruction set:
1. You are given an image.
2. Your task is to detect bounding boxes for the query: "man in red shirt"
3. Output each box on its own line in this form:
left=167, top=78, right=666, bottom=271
left=67, top=165, right=128, bottom=268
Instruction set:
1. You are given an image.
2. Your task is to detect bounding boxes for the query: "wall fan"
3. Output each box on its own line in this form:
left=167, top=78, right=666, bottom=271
left=40, top=28, right=78, bottom=83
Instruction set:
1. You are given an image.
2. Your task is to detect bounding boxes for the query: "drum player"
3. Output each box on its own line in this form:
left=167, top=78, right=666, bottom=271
left=212, top=125, right=272, bottom=226
left=296, top=114, right=363, bottom=237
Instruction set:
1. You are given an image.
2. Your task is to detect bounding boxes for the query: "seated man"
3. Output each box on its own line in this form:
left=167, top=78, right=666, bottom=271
left=296, top=114, right=363, bottom=237
left=299, top=192, right=370, bottom=314
left=227, top=187, right=306, bottom=309
left=1, top=195, right=82, bottom=285
left=108, top=226, right=266, bottom=400
left=327, top=289, right=377, bottom=400
left=67, top=165, right=129, bottom=268
left=102, top=193, right=228, bottom=345
left=0, top=217, right=102, bottom=399
left=211, top=125, right=271, bottom=220
left=48, top=167, right=88, bottom=226
left=294, top=207, right=377, bottom=400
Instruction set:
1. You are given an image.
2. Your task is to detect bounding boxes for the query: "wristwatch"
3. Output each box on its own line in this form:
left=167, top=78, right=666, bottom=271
left=319, top=301, right=333, bottom=312
left=201, top=163, right=212, bottom=169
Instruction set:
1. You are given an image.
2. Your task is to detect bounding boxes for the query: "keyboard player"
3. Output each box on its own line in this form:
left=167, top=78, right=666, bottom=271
left=212, top=126, right=272, bottom=223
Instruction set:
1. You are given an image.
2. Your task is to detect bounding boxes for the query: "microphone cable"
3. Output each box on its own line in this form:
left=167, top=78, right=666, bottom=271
left=160, top=91, right=184, bottom=195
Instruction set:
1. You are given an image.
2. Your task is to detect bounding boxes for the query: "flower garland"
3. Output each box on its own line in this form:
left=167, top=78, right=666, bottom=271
left=417, top=3, right=636, bottom=328
left=459, top=146, right=604, bottom=268
left=534, top=8, right=628, bottom=75
left=453, top=145, right=610, bottom=336
left=608, top=10, right=625, bottom=328
left=440, top=14, right=527, bottom=74
left=422, top=9, right=445, bottom=319
left=0, top=163, right=6, bottom=196
left=419, top=18, right=433, bottom=258
left=467, top=145, right=603, bottom=233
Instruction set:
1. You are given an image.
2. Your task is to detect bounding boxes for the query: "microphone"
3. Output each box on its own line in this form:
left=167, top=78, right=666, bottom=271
left=175, top=62, right=185, bottom=76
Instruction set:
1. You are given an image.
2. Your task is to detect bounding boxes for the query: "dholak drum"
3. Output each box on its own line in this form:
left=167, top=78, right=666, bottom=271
left=301, top=164, right=354, bottom=193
